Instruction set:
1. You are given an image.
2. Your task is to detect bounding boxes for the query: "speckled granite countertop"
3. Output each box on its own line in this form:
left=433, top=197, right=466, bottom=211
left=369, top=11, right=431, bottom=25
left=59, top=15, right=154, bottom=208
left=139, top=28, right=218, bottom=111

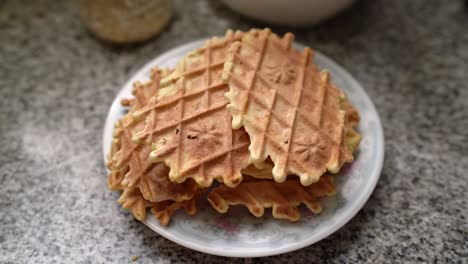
left=1, top=0, right=467, bottom=263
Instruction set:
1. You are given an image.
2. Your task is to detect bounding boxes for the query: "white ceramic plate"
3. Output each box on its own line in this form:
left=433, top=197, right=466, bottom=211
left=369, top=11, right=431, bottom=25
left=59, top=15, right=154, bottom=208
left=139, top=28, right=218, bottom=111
left=103, top=39, right=384, bottom=258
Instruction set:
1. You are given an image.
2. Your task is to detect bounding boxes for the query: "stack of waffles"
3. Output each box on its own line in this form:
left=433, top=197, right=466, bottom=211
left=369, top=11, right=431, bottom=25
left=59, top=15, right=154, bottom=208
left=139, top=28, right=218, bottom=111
left=106, top=28, right=361, bottom=225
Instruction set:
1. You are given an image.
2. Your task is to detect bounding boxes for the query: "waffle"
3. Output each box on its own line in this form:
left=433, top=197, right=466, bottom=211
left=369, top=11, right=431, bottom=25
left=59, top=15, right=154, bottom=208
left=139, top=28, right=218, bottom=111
left=242, top=100, right=361, bottom=179
left=109, top=68, right=170, bottom=171
left=223, top=28, right=353, bottom=186
left=132, top=30, right=252, bottom=188
left=121, top=127, right=198, bottom=202
left=105, top=28, right=362, bottom=226
left=118, top=186, right=197, bottom=226
left=343, top=100, right=361, bottom=153
left=118, top=186, right=155, bottom=221
left=106, top=67, right=199, bottom=225
left=107, top=67, right=169, bottom=179
left=151, top=198, right=197, bottom=226
left=207, top=174, right=335, bottom=221
left=107, top=68, right=198, bottom=202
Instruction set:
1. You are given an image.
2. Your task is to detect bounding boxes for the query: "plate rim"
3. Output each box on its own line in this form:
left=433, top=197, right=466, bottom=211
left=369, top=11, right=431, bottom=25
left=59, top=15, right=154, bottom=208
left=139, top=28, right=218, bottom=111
left=102, top=39, right=385, bottom=258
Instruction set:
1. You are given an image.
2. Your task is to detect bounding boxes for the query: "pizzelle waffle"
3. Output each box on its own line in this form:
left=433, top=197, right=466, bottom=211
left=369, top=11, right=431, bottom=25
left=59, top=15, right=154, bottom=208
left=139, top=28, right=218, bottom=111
left=207, top=174, right=335, bottom=221
left=105, top=29, right=361, bottom=225
left=223, top=28, right=353, bottom=186
left=241, top=99, right=361, bottom=180
left=132, top=30, right=252, bottom=188
left=107, top=68, right=199, bottom=225
left=118, top=186, right=196, bottom=224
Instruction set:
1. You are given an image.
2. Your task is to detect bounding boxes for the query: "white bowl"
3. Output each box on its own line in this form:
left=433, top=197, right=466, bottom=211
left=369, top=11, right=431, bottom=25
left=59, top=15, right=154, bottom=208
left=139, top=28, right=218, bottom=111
left=220, top=0, right=357, bottom=27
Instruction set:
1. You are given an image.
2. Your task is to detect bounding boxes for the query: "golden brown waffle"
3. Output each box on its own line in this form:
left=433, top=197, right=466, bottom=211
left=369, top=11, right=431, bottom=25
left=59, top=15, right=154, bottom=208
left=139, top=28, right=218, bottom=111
left=118, top=186, right=155, bottom=221
left=118, top=186, right=197, bottom=225
left=106, top=28, right=362, bottom=226
left=343, top=100, right=361, bottom=153
left=151, top=199, right=197, bottom=226
left=108, top=166, right=127, bottom=191
left=132, top=30, right=252, bottom=188
left=109, top=68, right=170, bottom=171
left=207, top=174, right=335, bottom=221
left=223, top=28, right=353, bottom=186
left=107, top=68, right=168, bottom=180
left=107, top=68, right=198, bottom=203
left=106, top=67, right=199, bottom=225
left=120, top=126, right=198, bottom=202
left=242, top=99, right=361, bottom=179
left=107, top=119, right=127, bottom=190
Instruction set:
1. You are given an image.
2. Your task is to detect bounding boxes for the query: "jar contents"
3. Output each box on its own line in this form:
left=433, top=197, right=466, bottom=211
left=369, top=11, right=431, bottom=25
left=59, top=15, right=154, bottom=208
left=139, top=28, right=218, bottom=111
left=77, top=0, right=172, bottom=44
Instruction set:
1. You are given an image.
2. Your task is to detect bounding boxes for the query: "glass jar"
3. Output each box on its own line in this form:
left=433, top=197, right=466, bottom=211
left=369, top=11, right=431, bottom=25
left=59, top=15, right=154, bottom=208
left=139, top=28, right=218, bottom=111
left=77, top=0, right=172, bottom=44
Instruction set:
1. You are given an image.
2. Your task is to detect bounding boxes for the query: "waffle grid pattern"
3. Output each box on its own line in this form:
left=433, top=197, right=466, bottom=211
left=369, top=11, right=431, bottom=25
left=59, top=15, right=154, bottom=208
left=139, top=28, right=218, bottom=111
left=133, top=32, right=250, bottom=187
left=224, top=29, right=350, bottom=185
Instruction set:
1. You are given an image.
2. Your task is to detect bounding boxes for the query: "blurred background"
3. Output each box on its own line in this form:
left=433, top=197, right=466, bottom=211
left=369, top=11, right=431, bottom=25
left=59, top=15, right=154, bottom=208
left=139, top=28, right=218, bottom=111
left=1, top=0, right=467, bottom=263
